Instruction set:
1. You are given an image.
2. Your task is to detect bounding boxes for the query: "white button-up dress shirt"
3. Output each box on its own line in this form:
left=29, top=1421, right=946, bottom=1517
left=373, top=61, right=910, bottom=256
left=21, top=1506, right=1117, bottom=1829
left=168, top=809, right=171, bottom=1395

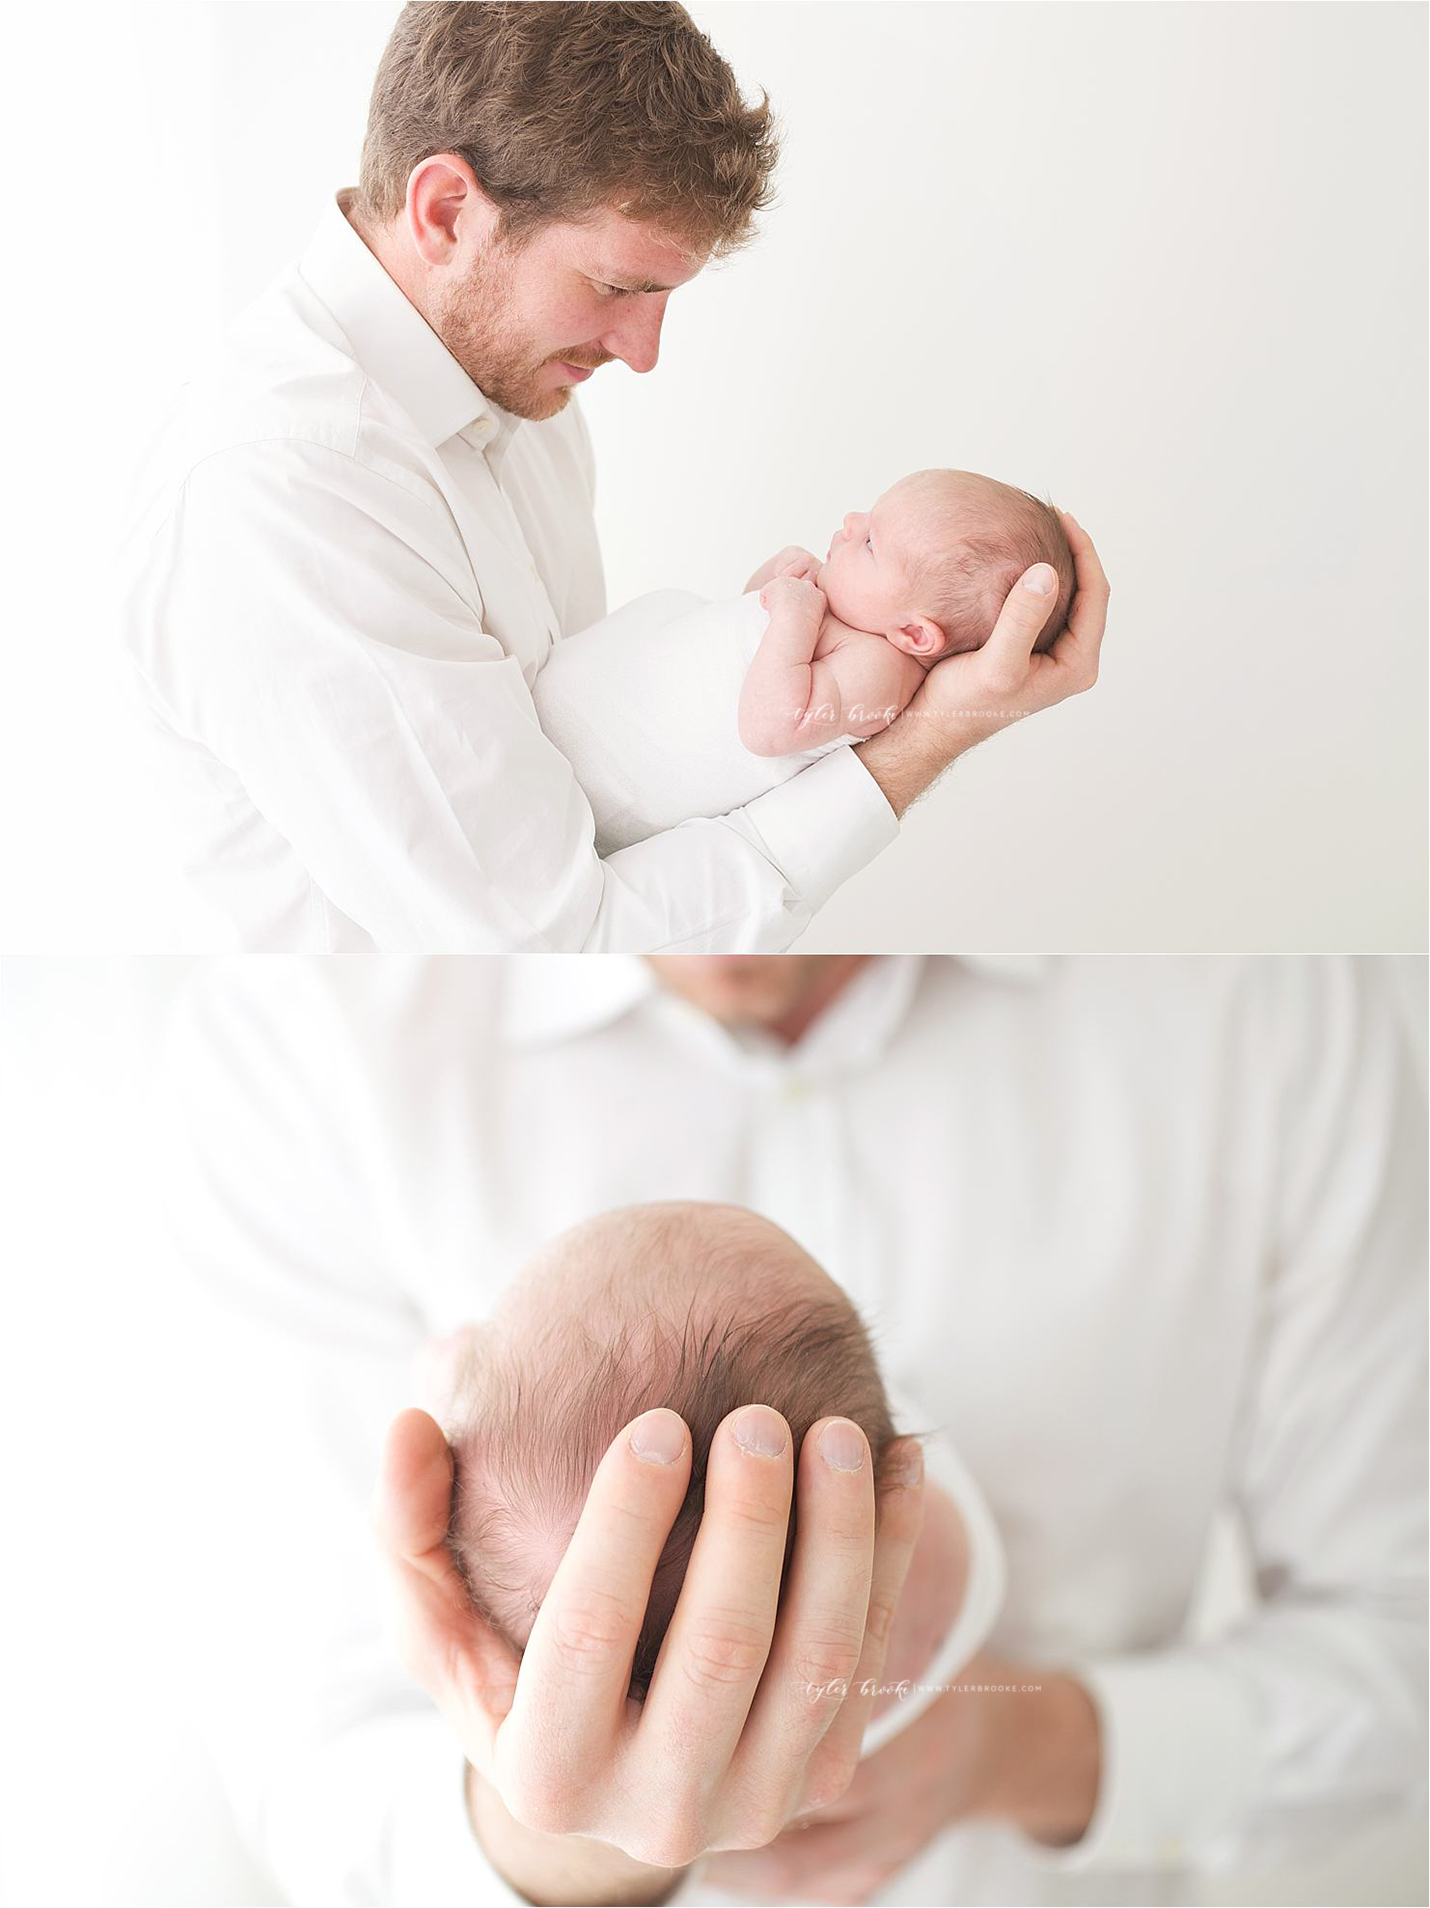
left=166, top=955, right=1427, bottom=1906
left=116, top=194, right=896, bottom=951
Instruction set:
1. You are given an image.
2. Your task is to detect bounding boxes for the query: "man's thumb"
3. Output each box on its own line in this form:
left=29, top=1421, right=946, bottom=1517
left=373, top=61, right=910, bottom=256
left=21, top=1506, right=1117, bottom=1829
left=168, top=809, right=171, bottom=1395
left=980, top=563, right=1057, bottom=676
left=372, top=1407, right=455, bottom=1557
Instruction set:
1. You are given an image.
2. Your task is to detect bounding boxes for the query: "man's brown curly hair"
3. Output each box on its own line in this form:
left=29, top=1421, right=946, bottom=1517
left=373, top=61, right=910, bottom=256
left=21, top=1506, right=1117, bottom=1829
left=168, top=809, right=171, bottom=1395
left=354, top=2, right=779, bottom=255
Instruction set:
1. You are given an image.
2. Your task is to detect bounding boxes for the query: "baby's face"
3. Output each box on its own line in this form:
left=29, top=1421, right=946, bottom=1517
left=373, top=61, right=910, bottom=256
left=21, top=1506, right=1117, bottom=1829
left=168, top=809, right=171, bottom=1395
left=817, top=471, right=968, bottom=639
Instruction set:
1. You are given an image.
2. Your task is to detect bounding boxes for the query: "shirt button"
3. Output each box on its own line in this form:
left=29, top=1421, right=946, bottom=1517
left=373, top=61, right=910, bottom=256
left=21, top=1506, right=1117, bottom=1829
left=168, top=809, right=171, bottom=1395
left=782, top=1077, right=810, bottom=1102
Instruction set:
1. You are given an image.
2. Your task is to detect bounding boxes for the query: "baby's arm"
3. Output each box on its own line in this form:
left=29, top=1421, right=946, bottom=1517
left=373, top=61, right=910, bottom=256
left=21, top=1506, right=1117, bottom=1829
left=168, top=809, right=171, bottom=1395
left=738, top=575, right=913, bottom=757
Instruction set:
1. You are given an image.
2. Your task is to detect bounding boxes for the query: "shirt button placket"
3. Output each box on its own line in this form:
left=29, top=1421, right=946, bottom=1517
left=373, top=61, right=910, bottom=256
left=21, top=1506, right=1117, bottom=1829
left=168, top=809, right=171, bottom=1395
left=747, top=1069, right=864, bottom=1311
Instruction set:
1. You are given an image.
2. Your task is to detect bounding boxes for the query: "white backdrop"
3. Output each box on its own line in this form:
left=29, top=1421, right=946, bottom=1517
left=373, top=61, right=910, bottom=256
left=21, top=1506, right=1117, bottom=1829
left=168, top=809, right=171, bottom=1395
left=4, top=0, right=1425, bottom=950
left=2, top=955, right=1427, bottom=1906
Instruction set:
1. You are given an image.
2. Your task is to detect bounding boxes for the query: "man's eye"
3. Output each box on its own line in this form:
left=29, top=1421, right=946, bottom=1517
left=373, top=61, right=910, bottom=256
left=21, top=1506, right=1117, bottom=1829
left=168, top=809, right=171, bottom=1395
left=595, top=282, right=626, bottom=298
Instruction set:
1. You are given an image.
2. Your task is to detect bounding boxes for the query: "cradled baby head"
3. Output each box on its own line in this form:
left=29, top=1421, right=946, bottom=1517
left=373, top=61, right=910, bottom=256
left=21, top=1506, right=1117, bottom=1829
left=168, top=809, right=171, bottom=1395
left=819, top=467, right=1076, bottom=661
left=442, top=1202, right=901, bottom=1697
left=897, top=469, right=1076, bottom=657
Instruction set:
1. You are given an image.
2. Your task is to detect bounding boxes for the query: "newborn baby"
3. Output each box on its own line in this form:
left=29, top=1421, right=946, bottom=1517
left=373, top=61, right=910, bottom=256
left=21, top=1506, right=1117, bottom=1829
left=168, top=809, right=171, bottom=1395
left=431, top=1203, right=922, bottom=1701
left=531, top=468, right=1076, bottom=854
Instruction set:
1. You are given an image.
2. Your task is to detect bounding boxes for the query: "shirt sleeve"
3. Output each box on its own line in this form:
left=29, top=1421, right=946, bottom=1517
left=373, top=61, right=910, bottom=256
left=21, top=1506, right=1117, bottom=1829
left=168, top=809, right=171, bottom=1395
left=1038, top=959, right=1428, bottom=1875
left=163, top=963, right=528, bottom=1907
left=143, top=440, right=896, bottom=951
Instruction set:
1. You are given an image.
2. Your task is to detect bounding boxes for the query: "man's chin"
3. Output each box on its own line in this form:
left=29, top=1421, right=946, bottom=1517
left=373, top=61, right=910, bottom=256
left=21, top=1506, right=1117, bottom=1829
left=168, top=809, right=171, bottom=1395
left=505, top=381, right=572, bottom=424
left=515, top=387, right=565, bottom=421
left=646, top=955, right=839, bottom=1027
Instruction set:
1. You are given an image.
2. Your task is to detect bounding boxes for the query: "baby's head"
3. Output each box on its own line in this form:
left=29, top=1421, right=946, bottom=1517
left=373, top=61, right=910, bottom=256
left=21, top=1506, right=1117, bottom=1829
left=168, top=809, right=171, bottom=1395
left=817, top=468, right=1076, bottom=662
left=442, top=1203, right=901, bottom=1696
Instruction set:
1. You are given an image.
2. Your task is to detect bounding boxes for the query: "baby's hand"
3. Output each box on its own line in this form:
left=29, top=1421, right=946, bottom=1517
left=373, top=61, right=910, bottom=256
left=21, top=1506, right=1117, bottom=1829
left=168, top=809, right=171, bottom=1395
left=760, top=573, right=827, bottom=618
left=772, top=545, right=823, bottom=583
left=744, top=545, right=822, bottom=594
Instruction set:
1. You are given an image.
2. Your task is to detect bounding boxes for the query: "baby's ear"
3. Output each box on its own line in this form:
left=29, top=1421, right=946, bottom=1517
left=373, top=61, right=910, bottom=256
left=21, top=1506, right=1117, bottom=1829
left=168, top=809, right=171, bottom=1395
left=887, top=615, right=947, bottom=660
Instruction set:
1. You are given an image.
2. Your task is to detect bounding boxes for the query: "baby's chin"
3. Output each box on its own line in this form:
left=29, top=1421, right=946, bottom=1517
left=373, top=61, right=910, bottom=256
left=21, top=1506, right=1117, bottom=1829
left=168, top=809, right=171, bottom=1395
left=816, top=569, right=858, bottom=627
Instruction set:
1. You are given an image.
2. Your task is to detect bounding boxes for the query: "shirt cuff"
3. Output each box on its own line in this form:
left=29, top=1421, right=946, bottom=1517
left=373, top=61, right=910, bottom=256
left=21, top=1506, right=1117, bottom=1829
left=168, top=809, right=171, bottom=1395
left=725, top=746, right=898, bottom=914
left=1024, top=1651, right=1265, bottom=1873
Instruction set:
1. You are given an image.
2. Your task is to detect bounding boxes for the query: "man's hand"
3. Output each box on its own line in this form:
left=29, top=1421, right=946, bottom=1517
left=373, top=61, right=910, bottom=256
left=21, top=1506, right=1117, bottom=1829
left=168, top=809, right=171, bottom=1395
left=702, top=1653, right=1102, bottom=1906
left=372, top=1405, right=926, bottom=1902
left=759, top=574, right=827, bottom=621
left=745, top=545, right=824, bottom=592
left=857, top=510, right=1109, bottom=817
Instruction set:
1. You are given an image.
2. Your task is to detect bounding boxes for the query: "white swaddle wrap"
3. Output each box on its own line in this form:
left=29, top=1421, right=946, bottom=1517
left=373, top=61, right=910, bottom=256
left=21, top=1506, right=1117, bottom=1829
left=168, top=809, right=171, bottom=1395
left=532, top=588, right=855, bottom=855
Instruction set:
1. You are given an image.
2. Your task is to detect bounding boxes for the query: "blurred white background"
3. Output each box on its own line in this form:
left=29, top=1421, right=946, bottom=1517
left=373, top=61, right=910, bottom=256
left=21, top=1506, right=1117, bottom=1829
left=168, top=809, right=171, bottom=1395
left=2, top=1, right=1426, bottom=951
left=1, top=955, right=1427, bottom=1906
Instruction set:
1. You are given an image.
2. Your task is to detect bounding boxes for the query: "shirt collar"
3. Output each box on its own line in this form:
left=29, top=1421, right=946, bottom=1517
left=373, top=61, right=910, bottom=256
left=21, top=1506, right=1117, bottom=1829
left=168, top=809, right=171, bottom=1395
left=297, top=190, right=521, bottom=454
left=499, top=955, right=1050, bottom=1065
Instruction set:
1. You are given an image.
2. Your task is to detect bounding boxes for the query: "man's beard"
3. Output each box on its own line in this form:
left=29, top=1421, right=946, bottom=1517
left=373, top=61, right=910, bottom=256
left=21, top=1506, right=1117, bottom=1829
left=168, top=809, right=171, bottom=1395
left=644, top=956, right=870, bottom=1039
left=429, top=241, right=576, bottom=423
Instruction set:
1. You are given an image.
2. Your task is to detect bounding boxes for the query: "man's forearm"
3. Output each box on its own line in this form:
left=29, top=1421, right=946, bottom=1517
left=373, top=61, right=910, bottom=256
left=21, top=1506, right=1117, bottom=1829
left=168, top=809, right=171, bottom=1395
left=467, top=1765, right=688, bottom=1906
left=854, top=702, right=1005, bottom=819
left=980, top=1669, right=1102, bottom=1848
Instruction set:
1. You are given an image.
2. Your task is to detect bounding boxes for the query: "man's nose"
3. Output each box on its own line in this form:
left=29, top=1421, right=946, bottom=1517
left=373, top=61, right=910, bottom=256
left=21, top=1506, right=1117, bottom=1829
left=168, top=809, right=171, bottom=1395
left=603, top=293, right=669, bottom=375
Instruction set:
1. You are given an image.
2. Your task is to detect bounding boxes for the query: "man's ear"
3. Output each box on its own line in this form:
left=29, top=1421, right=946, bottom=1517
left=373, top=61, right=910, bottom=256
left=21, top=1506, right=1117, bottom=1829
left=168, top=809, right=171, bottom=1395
left=886, top=615, right=947, bottom=660
left=405, top=154, right=501, bottom=266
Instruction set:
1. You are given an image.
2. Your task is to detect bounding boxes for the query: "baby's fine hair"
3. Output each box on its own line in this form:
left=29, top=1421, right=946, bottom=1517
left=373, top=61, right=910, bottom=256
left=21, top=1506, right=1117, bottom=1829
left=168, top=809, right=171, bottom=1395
left=445, top=1204, right=902, bottom=1695
left=910, top=469, right=1077, bottom=657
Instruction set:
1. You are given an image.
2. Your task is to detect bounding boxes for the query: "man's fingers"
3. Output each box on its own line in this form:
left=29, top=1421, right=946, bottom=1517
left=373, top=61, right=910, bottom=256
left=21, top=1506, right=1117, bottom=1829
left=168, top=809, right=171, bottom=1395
left=723, top=1417, right=877, bottom=1838
left=792, top=1438, right=924, bottom=1813
left=1048, top=509, right=1110, bottom=687
left=500, top=1408, right=692, bottom=1822
left=637, top=1406, right=796, bottom=1815
left=1060, top=509, right=1109, bottom=607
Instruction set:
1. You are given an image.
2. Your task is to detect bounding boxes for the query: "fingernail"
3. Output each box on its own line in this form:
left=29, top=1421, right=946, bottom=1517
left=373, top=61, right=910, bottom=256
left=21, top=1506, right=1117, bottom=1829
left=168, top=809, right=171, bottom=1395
left=820, top=1419, right=867, bottom=1473
left=1023, top=564, right=1055, bottom=596
left=631, top=1409, right=686, bottom=1464
left=733, top=1405, right=789, bottom=1458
